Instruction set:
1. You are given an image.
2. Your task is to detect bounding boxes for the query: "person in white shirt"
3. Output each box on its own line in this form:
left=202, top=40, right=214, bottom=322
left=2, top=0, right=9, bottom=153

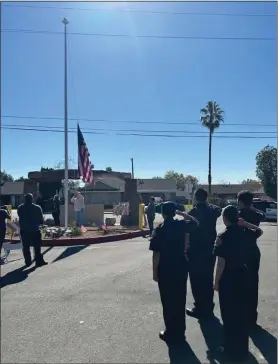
left=71, top=192, right=85, bottom=227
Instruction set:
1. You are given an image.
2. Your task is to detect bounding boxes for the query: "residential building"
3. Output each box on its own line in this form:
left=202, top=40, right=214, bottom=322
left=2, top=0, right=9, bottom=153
left=0, top=180, right=38, bottom=207
left=79, top=178, right=179, bottom=206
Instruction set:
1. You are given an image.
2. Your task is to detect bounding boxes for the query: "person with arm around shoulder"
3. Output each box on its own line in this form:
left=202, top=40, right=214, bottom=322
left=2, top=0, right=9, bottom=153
left=213, top=205, right=262, bottom=362
left=237, top=190, right=264, bottom=328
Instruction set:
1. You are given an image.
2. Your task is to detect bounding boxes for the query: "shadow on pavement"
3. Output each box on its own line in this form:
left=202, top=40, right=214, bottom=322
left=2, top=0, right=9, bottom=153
left=0, top=246, right=53, bottom=289
left=199, top=315, right=223, bottom=357
left=1, top=266, right=36, bottom=288
left=250, top=326, right=277, bottom=364
left=52, top=245, right=87, bottom=263
left=168, top=341, right=201, bottom=364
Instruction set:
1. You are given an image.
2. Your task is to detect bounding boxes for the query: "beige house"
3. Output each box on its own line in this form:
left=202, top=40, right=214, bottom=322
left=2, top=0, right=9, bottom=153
left=78, top=178, right=178, bottom=206
left=0, top=180, right=38, bottom=207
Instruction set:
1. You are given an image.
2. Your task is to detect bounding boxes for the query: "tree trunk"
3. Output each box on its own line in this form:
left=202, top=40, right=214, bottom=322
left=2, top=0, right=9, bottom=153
left=208, top=130, right=212, bottom=195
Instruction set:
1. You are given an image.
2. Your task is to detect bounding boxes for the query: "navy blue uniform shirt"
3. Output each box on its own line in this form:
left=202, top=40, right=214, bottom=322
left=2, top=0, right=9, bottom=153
left=0, top=208, right=10, bottom=233
left=18, top=203, right=44, bottom=233
left=188, top=203, right=222, bottom=253
left=239, top=208, right=264, bottom=250
left=214, top=225, right=262, bottom=270
left=149, top=218, right=198, bottom=279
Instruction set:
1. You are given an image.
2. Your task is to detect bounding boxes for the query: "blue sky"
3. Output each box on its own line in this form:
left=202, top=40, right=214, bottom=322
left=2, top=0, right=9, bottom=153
left=2, top=1, right=276, bottom=183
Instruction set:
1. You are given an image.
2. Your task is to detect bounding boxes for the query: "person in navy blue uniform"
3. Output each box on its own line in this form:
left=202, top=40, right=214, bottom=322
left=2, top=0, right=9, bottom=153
left=149, top=202, right=199, bottom=344
left=186, top=188, right=222, bottom=319
left=237, top=190, right=265, bottom=328
left=214, top=205, right=263, bottom=362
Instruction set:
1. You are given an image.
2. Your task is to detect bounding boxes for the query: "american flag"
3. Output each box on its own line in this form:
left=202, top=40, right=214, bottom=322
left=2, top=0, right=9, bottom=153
left=77, top=124, right=94, bottom=185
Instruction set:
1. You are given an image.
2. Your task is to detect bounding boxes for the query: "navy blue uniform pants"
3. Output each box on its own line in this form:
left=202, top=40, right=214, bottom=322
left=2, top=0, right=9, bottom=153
left=219, top=268, right=249, bottom=361
left=188, top=251, right=215, bottom=314
left=21, top=231, right=43, bottom=265
left=158, top=274, right=188, bottom=338
left=0, top=228, right=6, bottom=253
left=247, top=247, right=261, bottom=326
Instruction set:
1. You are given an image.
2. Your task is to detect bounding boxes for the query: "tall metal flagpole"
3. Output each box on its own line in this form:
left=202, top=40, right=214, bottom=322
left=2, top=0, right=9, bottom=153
left=0, top=2, right=2, bottom=200
left=62, top=17, right=69, bottom=229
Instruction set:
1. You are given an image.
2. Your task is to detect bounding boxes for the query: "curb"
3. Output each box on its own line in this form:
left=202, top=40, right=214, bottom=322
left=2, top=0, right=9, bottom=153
left=41, top=229, right=150, bottom=247
left=5, top=229, right=150, bottom=247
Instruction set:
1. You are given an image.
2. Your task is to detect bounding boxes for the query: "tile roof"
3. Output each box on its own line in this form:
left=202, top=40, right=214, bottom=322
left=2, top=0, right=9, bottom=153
left=0, top=182, right=25, bottom=195
left=87, top=178, right=177, bottom=192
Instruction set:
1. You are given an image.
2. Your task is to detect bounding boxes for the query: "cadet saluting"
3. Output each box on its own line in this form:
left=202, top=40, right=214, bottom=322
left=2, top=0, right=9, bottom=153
left=186, top=188, right=222, bottom=319
left=237, top=190, right=265, bottom=328
left=149, top=202, right=199, bottom=344
left=213, top=205, right=263, bottom=362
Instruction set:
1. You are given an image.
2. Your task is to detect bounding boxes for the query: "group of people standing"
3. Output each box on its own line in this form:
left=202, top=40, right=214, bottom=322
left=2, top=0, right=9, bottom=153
left=0, top=194, right=48, bottom=267
left=149, top=188, right=264, bottom=362
left=41, top=191, right=85, bottom=227
left=0, top=191, right=86, bottom=265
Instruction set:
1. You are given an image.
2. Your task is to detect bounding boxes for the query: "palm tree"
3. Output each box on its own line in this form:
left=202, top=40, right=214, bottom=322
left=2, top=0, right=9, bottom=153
left=200, top=101, right=224, bottom=195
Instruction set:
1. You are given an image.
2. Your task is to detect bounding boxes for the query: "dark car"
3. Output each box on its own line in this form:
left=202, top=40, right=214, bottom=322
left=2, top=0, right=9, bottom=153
left=252, top=199, right=277, bottom=221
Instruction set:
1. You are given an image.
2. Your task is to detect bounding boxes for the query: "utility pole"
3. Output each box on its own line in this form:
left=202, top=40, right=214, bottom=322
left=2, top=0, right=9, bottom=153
left=131, top=158, right=134, bottom=179
left=62, top=17, right=69, bottom=228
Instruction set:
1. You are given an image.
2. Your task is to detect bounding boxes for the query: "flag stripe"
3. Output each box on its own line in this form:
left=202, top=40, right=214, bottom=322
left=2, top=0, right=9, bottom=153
left=77, top=124, right=94, bottom=185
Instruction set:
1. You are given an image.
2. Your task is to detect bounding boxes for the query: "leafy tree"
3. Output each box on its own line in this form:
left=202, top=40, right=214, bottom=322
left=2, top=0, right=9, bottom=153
left=54, top=158, right=81, bottom=190
left=164, top=171, right=199, bottom=191
left=184, top=175, right=199, bottom=186
left=219, top=180, right=229, bottom=185
left=106, top=166, right=113, bottom=172
left=152, top=176, right=163, bottom=179
left=0, top=170, right=14, bottom=182
left=15, top=176, right=26, bottom=181
left=256, top=145, right=277, bottom=200
left=200, top=101, right=224, bottom=194
left=40, top=167, right=54, bottom=172
left=241, top=178, right=260, bottom=184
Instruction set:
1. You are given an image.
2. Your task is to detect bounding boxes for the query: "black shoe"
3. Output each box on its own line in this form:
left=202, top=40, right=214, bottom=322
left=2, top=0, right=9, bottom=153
left=217, top=346, right=248, bottom=362
left=186, top=307, right=214, bottom=319
left=186, top=308, right=200, bottom=318
left=35, top=261, right=48, bottom=268
left=25, top=262, right=32, bottom=267
left=159, top=331, right=185, bottom=344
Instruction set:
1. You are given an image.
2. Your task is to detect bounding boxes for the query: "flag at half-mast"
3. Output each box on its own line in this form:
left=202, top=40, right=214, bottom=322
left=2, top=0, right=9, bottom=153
left=77, top=124, right=94, bottom=185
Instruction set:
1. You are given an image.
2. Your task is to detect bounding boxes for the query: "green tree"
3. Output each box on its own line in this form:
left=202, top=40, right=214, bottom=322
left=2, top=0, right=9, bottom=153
left=241, top=178, right=260, bottom=184
left=15, top=176, right=27, bottom=181
left=164, top=171, right=199, bottom=191
left=152, top=176, right=163, bottom=179
left=200, top=101, right=224, bottom=194
left=256, top=145, right=277, bottom=200
left=106, top=166, right=113, bottom=172
left=0, top=170, right=14, bottom=182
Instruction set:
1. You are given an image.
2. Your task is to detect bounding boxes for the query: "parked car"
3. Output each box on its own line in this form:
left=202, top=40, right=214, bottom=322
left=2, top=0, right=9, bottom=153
left=252, top=199, right=277, bottom=221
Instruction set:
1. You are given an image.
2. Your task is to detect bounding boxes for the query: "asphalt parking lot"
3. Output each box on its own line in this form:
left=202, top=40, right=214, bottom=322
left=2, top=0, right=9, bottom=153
left=1, top=220, right=277, bottom=364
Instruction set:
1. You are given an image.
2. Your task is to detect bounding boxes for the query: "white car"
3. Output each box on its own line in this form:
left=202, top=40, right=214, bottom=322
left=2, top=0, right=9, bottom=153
left=252, top=199, right=277, bottom=221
